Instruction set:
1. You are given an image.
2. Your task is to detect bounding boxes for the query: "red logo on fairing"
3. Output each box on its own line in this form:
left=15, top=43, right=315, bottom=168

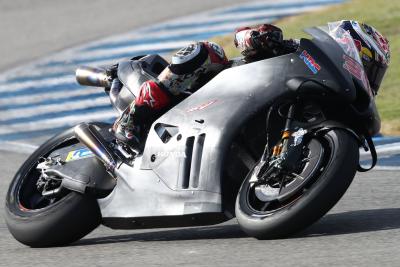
left=343, top=54, right=371, bottom=95
left=343, top=55, right=363, bottom=80
left=187, top=100, right=217, bottom=113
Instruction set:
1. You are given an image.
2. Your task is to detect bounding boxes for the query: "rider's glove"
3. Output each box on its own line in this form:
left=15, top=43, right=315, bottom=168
left=251, top=29, right=283, bottom=50
left=105, top=63, right=119, bottom=79
left=234, top=24, right=284, bottom=58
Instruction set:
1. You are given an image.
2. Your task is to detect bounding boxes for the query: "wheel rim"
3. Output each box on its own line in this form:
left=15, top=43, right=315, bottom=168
left=244, top=136, right=332, bottom=216
left=16, top=137, right=77, bottom=212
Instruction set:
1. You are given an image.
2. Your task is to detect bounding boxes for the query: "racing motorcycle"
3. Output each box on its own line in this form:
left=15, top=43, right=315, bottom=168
left=5, top=24, right=379, bottom=247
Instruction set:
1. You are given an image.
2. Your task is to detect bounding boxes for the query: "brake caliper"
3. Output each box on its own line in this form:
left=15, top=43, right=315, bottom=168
left=279, top=128, right=309, bottom=172
left=36, top=157, right=64, bottom=197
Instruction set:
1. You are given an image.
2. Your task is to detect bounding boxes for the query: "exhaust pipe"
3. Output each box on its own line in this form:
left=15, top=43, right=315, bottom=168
left=75, top=66, right=112, bottom=87
left=74, top=123, right=118, bottom=175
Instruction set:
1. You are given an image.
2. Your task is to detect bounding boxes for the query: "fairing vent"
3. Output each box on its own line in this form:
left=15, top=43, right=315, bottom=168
left=179, top=134, right=206, bottom=189
left=154, top=123, right=179, bottom=143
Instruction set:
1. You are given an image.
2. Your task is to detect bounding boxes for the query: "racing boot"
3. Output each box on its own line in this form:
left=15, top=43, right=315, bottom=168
left=113, top=80, right=171, bottom=150
left=113, top=107, right=141, bottom=149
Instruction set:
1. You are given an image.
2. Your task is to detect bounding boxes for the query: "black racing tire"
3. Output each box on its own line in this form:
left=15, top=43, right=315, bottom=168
left=5, top=126, right=102, bottom=247
left=235, top=129, right=359, bottom=239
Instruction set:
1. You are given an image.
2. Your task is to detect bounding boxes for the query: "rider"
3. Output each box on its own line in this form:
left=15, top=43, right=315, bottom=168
left=113, top=21, right=390, bottom=147
left=113, top=23, right=297, bottom=146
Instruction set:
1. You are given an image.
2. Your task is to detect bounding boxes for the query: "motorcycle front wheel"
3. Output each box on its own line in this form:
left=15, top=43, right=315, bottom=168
left=235, top=129, right=359, bottom=239
left=5, top=127, right=102, bottom=247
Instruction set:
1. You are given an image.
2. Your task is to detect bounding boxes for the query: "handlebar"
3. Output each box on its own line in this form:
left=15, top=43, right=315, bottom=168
left=75, top=66, right=112, bottom=87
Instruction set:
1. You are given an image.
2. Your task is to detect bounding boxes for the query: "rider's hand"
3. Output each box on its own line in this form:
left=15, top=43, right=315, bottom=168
left=234, top=24, right=285, bottom=58
left=105, top=64, right=119, bottom=78
left=250, top=30, right=283, bottom=50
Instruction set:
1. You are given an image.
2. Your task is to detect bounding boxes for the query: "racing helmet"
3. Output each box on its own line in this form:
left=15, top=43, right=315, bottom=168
left=337, top=20, right=390, bottom=94
left=158, top=41, right=228, bottom=95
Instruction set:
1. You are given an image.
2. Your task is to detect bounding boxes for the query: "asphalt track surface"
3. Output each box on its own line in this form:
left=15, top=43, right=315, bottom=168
left=1, top=151, right=400, bottom=266
left=1, top=1, right=400, bottom=266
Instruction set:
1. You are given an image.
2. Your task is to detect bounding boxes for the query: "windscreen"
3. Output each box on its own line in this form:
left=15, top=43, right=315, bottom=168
left=327, top=21, right=371, bottom=93
left=327, top=21, right=362, bottom=64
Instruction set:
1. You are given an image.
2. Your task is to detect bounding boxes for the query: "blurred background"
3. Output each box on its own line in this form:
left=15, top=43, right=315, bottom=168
left=0, top=0, right=248, bottom=71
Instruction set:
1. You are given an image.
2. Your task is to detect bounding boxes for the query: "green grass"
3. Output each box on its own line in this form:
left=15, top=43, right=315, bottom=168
left=212, top=0, right=400, bottom=134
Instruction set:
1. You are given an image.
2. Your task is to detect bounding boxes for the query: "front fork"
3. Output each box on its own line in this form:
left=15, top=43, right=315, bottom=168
left=251, top=103, right=307, bottom=183
left=272, top=104, right=296, bottom=158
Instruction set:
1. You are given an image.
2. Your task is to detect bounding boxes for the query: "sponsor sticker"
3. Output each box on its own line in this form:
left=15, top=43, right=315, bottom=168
left=342, top=54, right=371, bottom=94
left=291, top=128, right=307, bottom=147
left=65, top=147, right=94, bottom=162
left=187, top=99, right=217, bottom=113
left=299, top=50, right=321, bottom=74
left=156, top=151, right=187, bottom=158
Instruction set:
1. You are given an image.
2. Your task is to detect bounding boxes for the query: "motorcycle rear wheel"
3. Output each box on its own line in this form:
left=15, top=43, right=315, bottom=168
left=5, top=127, right=101, bottom=247
left=235, top=129, right=359, bottom=239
